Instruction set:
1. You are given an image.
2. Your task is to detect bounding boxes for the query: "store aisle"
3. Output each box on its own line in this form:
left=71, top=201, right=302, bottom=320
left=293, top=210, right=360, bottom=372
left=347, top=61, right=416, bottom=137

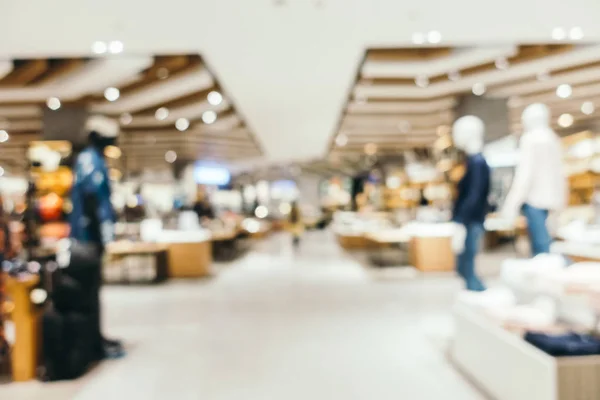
left=1, top=231, right=485, bottom=400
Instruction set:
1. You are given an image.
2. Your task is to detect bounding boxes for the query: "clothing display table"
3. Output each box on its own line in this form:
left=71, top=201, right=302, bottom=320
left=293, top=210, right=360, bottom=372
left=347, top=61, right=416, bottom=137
left=452, top=303, right=600, bottom=400
left=106, top=242, right=169, bottom=284
left=364, top=229, right=411, bottom=266
left=4, top=275, right=40, bottom=382
left=551, top=240, right=600, bottom=262
left=156, top=230, right=213, bottom=278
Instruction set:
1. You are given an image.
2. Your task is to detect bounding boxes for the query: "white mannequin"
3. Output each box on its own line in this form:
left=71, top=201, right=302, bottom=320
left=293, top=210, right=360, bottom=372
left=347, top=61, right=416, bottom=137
left=502, top=103, right=566, bottom=221
left=451, top=115, right=485, bottom=253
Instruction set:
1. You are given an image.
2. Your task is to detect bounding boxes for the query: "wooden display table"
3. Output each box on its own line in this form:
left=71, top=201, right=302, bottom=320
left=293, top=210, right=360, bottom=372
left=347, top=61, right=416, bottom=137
left=106, top=241, right=170, bottom=284
left=335, top=233, right=371, bottom=250
left=551, top=240, right=600, bottom=263
left=409, top=235, right=455, bottom=272
left=167, top=240, right=212, bottom=278
left=364, top=229, right=411, bottom=267
left=4, top=275, right=40, bottom=382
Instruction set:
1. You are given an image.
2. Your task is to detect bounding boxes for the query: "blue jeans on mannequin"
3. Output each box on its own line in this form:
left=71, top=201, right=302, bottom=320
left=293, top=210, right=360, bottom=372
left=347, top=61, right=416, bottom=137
left=456, top=223, right=486, bottom=292
left=522, top=203, right=551, bottom=256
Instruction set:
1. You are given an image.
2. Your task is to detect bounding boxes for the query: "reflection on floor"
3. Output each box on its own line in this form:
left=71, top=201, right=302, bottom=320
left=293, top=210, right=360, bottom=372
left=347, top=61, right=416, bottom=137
left=0, top=230, right=503, bottom=400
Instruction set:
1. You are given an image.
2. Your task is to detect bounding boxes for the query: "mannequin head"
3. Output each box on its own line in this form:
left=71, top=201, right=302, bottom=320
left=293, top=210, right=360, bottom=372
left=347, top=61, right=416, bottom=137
left=85, top=115, right=119, bottom=150
left=521, top=103, right=551, bottom=132
left=452, top=115, right=484, bottom=155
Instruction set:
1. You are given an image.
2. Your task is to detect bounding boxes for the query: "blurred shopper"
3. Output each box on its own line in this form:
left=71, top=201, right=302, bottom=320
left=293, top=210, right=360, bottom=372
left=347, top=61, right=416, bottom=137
left=193, top=192, right=215, bottom=223
left=288, top=202, right=304, bottom=247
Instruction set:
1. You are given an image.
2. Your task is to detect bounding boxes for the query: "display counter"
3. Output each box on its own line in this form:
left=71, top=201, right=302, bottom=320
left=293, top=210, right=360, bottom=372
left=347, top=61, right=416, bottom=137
left=157, top=230, right=212, bottom=278
left=106, top=242, right=170, bottom=284
left=4, top=274, right=40, bottom=382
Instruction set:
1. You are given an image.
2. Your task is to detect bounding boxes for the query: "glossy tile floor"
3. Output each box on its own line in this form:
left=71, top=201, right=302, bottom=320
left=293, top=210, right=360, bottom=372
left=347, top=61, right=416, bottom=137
left=0, top=230, right=499, bottom=399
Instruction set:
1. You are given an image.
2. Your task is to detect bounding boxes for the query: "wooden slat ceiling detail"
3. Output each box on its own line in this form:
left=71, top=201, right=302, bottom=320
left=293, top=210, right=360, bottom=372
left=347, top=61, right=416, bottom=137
left=331, top=43, right=600, bottom=157
left=0, top=54, right=263, bottom=174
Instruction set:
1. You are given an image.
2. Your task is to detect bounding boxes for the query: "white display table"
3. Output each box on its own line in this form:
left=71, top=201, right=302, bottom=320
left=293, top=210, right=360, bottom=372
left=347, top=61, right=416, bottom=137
left=452, top=303, right=600, bottom=400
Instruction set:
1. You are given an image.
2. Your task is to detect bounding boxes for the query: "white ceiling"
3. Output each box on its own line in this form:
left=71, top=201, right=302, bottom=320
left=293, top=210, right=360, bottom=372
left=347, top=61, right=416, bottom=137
left=1, top=0, right=600, bottom=166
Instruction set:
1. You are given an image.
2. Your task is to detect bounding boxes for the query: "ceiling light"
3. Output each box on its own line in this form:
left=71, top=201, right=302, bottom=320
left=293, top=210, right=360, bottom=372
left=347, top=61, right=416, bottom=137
left=155, top=107, right=169, bottom=121
left=119, top=113, right=133, bottom=125
left=558, top=113, right=574, bottom=128
left=255, top=205, right=269, bottom=219
left=581, top=101, right=595, bottom=115
left=207, top=91, right=223, bottom=106
left=448, top=70, right=461, bottom=81
left=175, top=118, right=190, bottom=131
left=427, top=31, right=442, bottom=44
left=472, top=82, right=486, bottom=96
left=537, top=70, right=551, bottom=81
left=335, top=133, right=348, bottom=147
left=556, top=84, right=572, bottom=99
left=46, top=97, right=61, bottom=111
left=552, top=27, right=567, bottom=40
left=411, top=32, right=426, bottom=45
left=569, top=27, right=584, bottom=40
left=0, top=166, right=4, bottom=177
left=103, top=87, right=120, bottom=102
left=202, top=110, right=217, bottom=124
left=92, top=41, right=107, bottom=54
left=108, top=40, right=124, bottom=54
left=0, top=130, right=8, bottom=143
left=165, top=150, right=177, bottom=163
left=495, top=57, right=509, bottom=70
left=104, top=145, right=122, bottom=159
left=398, top=120, right=411, bottom=133
left=364, top=143, right=377, bottom=155
left=156, top=67, right=169, bottom=80
left=415, top=75, right=429, bottom=88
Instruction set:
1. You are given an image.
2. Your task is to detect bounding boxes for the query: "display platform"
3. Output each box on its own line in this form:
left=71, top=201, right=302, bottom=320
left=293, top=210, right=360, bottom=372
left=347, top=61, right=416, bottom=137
left=106, top=242, right=169, bottom=284
left=452, top=303, right=600, bottom=400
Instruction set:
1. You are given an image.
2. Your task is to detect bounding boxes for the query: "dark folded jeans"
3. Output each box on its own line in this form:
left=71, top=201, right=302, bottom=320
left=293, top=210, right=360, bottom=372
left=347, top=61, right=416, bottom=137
left=525, top=332, right=600, bottom=357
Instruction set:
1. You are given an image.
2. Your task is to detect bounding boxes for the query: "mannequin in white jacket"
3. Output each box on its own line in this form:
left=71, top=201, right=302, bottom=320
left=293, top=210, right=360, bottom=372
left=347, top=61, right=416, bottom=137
left=501, top=103, right=567, bottom=256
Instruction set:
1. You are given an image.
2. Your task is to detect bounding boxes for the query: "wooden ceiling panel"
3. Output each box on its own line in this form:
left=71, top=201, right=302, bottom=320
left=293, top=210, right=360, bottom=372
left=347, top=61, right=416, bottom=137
left=0, top=59, right=49, bottom=86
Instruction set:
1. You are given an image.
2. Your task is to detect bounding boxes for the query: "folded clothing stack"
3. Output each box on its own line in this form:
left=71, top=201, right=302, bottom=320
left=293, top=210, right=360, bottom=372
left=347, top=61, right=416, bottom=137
left=525, top=332, right=600, bottom=357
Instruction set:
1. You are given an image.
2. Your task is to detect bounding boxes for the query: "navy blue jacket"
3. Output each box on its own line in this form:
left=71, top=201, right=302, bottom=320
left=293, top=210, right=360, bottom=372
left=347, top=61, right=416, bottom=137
left=69, top=147, right=116, bottom=245
left=452, top=153, right=491, bottom=225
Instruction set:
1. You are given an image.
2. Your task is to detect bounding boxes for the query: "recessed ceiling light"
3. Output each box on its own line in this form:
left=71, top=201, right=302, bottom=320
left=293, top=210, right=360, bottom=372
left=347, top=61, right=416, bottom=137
left=165, top=150, right=177, bottom=163
left=156, top=67, right=170, bottom=80
left=495, top=57, right=509, bottom=70
left=46, top=97, right=61, bottom=111
left=175, top=118, right=190, bottom=131
left=364, top=143, right=377, bottom=155
left=411, top=32, right=426, bottom=45
left=581, top=101, right=595, bottom=115
left=155, top=107, right=169, bottom=121
left=0, top=130, right=8, bottom=143
left=472, top=82, right=486, bottom=96
left=120, top=113, right=133, bottom=125
left=207, top=91, right=223, bottom=106
left=427, top=30, right=442, bottom=44
left=558, top=113, right=574, bottom=128
left=398, top=120, right=411, bottom=133
left=537, top=70, right=551, bottom=81
left=108, top=40, right=124, bottom=54
left=415, top=75, right=429, bottom=88
left=92, top=41, right=107, bottom=54
left=569, top=27, right=584, bottom=40
left=556, top=84, right=572, bottom=99
left=104, top=87, right=120, bottom=102
left=552, top=27, right=567, bottom=40
left=202, top=110, right=217, bottom=124
left=448, top=70, right=461, bottom=81
left=335, top=133, right=348, bottom=147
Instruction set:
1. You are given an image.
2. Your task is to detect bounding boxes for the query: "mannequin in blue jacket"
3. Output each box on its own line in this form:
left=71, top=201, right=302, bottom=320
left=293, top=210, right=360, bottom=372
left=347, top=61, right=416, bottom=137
left=69, top=115, right=124, bottom=359
left=451, top=116, right=491, bottom=292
